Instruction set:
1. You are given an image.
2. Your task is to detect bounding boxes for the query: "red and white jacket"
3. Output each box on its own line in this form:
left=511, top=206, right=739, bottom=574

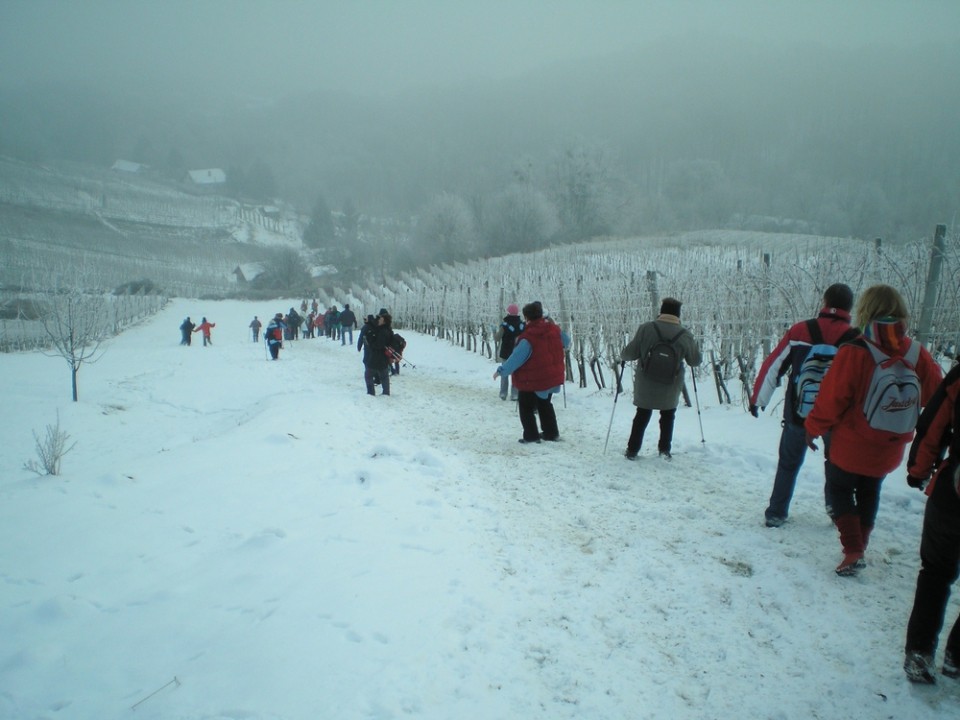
left=750, top=307, right=857, bottom=423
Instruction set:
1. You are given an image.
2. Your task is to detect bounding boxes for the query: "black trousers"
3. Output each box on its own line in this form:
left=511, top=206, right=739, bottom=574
left=905, top=476, right=960, bottom=658
left=626, top=407, right=676, bottom=455
left=517, top=391, right=558, bottom=441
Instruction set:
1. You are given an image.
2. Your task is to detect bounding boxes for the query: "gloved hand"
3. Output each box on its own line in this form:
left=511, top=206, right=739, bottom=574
left=907, top=475, right=927, bottom=491
left=805, top=433, right=819, bottom=452
left=749, top=405, right=759, bottom=418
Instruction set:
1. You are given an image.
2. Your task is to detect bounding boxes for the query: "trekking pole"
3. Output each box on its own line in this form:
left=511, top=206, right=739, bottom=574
left=690, top=365, right=706, bottom=444
left=603, top=361, right=627, bottom=453
left=264, top=337, right=269, bottom=361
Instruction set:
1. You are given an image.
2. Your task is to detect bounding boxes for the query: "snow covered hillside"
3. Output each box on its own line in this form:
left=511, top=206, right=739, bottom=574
left=1, top=299, right=958, bottom=720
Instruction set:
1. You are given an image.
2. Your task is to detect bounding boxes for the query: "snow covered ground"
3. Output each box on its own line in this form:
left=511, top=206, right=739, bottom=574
left=2, top=298, right=958, bottom=720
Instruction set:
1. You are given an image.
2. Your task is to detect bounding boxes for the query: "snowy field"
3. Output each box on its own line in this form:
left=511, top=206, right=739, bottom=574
left=1, top=298, right=958, bottom=720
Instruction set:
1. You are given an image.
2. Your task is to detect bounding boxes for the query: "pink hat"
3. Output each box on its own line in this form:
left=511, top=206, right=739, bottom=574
left=507, top=303, right=519, bottom=315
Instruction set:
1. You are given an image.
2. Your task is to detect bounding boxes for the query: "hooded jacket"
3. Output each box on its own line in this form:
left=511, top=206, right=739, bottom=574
left=805, top=321, right=942, bottom=476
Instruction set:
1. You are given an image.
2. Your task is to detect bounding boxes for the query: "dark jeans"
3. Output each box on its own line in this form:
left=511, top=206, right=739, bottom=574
left=765, top=422, right=831, bottom=521
left=905, top=475, right=960, bottom=657
left=268, top=342, right=280, bottom=360
left=626, top=407, right=675, bottom=455
left=365, top=367, right=390, bottom=395
left=517, top=391, right=558, bottom=441
left=824, top=460, right=883, bottom=526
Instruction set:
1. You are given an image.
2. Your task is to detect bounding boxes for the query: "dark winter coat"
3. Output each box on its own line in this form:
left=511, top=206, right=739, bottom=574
left=363, top=323, right=394, bottom=371
left=265, top=319, right=286, bottom=346
left=339, top=308, right=357, bottom=329
left=621, top=315, right=701, bottom=411
left=497, top=314, right=524, bottom=360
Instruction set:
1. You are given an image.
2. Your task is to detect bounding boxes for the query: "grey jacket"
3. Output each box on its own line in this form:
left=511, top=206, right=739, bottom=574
left=621, top=315, right=702, bottom=410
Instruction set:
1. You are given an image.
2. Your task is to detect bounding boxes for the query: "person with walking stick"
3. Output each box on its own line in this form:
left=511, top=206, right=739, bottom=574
left=620, top=298, right=701, bottom=460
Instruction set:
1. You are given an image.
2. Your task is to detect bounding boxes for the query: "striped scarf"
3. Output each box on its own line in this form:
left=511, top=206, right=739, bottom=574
left=861, top=317, right=907, bottom=353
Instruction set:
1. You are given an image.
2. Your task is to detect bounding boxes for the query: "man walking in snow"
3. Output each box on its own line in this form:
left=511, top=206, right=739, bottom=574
left=265, top=313, right=286, bottom=360
left=620, top=298, right=701, bottom=460
left=749, top=283, right=859, bottom=528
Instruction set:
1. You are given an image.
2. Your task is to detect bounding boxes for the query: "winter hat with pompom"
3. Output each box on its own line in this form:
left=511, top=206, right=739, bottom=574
left=507, top=303, right=519, bottom=315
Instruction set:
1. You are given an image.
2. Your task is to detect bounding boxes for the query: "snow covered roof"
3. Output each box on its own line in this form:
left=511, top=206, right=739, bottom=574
left=111, top=159, right=144, bottom=173
left=187, top=168, right=226, bottom=185
left=233, top=263, right=266, bottom=282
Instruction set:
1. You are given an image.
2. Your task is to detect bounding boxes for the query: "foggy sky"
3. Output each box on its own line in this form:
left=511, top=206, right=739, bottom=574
left=2, top=0, right=959, bottom=100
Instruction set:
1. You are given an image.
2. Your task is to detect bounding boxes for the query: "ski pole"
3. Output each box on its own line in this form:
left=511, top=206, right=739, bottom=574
left=690, top=365, right=705, bottom=444
left=604, top=361, right=627, bottom=453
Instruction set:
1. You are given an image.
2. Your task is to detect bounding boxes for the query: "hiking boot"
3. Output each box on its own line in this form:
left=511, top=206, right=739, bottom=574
left=835, top=554, right=866, bottom=577
left=518, top=437, right=541, bottom=444
left=659, top=451, right=672, bottom=460
left=540, top=432, right=559, bottom=442
left=944, top=650, right=959, bottom=679
left=624, top=451, right=638, bottom=461
left=765, top=516, right=786, bottom=528
left=904, top=651, right=936, bottom=684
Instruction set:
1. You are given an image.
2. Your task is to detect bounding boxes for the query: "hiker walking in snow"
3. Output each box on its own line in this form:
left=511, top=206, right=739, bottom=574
left=493, top=301, right=568, bottom=444
left=286, top=308, right=301, bottom=341
left=363, top=312, right=394, bottom=396
left=494, top=303, right=524, bottom=401
left=179, top=316, right=195, bottom=346
left=805, top=284, right=941, bottom=576
left=749, top=283, right=860, bottom=528
left=339, top=304, right=358, bottom=346
left=249, top=316, right=262, bottom=343
left=194, top=317, right=216, bottom=346
left=902, top=364, right=960, bottom=684
left=620, top=298, right=701, bottom=460
left=265, top=313, right=286, bottom=360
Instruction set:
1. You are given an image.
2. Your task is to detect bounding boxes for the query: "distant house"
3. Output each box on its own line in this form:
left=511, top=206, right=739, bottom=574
left=185, top=168, right=227, bottom=186
left=111, top=159, right=145, bottom=173
left=233, top=263, right=266, bottom=285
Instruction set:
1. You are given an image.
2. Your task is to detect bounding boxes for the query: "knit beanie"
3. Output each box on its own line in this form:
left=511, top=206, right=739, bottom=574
left=507, top=303, right=519, bottom=315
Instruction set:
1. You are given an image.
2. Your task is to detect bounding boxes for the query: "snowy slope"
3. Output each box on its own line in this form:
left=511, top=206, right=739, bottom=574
left=1, top=299, right=957, bottom=720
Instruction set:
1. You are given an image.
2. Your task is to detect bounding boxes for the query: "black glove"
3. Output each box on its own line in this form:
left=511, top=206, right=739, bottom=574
left=907, top=475, right=927, bottom=491
left=749, top=405, right=759, bottom=418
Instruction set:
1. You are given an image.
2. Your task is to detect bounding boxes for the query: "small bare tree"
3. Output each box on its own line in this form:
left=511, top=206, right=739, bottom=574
left=24, top=412, right=76, bottom=476
left=40, top=290, right=108, bottom=402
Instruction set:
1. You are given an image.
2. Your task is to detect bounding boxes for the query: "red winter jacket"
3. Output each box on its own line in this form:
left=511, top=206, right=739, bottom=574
left=512, top=319, right=565, bottom=392
left=194, top=321, right=216, bottom=337
left=805, top=332, right=942, bottom=477
left=907, top=365, right=960, bottom=505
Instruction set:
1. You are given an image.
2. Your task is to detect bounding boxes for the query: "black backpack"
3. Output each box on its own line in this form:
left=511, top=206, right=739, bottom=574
left=642, top=325, right=686, bottom=385
left=391, top=334, right=406, bottom=354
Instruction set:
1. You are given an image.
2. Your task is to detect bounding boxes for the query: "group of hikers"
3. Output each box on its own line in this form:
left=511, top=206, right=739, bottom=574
left=493, top=283, right=959, bottom=686
left=248, top=305, right=407, bottom=391
left=249, top=302, right=360, bottom=345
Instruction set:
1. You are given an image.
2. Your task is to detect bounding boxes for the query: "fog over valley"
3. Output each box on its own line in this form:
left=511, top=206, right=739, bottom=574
left=1, top=0, right=959, bottom=262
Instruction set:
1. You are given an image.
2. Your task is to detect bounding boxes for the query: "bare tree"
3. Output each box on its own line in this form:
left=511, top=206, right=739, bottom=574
left=415, top=192, right=478, bottom=263
left=487, top=183, right=559, bottom=255
left=40, top=290, right=108, bottom=402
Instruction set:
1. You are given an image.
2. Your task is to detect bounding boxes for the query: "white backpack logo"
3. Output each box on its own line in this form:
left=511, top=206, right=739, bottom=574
left=862, top=340, right=922, bottom=436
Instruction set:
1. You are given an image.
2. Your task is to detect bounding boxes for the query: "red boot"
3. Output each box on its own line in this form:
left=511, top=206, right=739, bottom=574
left=834, top=514, right=865, bottom=576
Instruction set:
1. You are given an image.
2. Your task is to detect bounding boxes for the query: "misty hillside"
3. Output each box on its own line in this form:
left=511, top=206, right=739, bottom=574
left=1, top=38, right=957, bottom=248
